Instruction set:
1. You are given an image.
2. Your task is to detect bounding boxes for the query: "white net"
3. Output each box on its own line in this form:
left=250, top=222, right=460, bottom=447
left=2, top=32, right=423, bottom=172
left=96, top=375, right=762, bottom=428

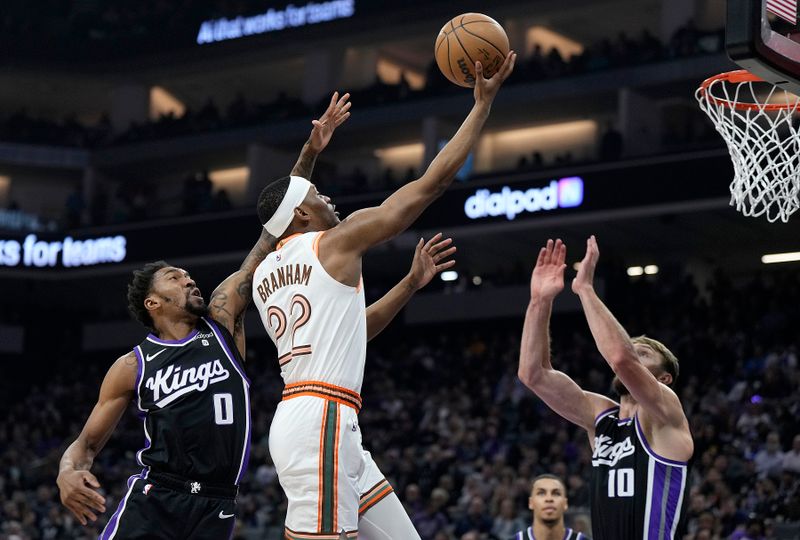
left=696, top=74, right=800, bottom=223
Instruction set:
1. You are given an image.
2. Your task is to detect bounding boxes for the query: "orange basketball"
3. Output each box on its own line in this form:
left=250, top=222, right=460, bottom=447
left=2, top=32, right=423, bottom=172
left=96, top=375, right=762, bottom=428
left=435, top=13, right=510, bottom=88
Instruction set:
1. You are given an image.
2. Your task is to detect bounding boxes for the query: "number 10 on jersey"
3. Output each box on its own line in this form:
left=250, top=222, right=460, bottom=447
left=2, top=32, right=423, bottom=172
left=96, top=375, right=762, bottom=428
left=608, top=468, right=634, bottom=497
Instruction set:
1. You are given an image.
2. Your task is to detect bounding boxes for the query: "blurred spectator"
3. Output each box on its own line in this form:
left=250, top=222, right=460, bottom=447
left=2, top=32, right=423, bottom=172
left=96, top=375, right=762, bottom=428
left=64, top=186, right=85, bottom=228
left=754, top=432, right=785, bottom=479
left=599, top=124, right=623, bottom=161
left=182, top=171, right=214, bottom=215
left=454, top=496, right=492, bottom=537
left=491, top=497, right=526, bottom=538
left=784, top=434, right=800, bottom=474
left=413, top=487, right=450, bottom=539
left=729, top=515, right=767, bottom=540
left=212, top=188, right=232, bottom=211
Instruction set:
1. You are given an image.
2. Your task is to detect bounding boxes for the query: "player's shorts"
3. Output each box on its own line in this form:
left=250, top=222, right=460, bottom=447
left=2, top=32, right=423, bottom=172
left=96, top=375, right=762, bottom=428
left=270, top=382, right=395, bottom=539
left=98, top=472, right=237, bottom=540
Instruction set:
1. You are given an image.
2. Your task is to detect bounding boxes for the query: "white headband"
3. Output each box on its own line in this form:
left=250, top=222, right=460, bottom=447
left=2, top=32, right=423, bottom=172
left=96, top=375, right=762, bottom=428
left=264, top=176, right=312, bottom=237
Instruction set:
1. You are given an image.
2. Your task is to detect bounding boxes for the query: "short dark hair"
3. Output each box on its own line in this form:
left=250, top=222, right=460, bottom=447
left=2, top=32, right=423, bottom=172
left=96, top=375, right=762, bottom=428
left=257, top=176, right=291, bottom=226
left=127, top=261, right=169, bottom=330
left=531, top=474, right=566, bottom=494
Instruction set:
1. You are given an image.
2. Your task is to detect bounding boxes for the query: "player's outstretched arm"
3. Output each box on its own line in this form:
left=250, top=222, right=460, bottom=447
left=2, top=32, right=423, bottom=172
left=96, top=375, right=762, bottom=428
left=366, top=233, right=456, bottom=341
left=322, top=53, right=516, bottom=260
left=209, top=92, right=352, bottom=354
left=519, top=239, right=617, bottom=433
left=57, top=352, right=137, bottom=525
left=571, top=236, right=687, bottom=430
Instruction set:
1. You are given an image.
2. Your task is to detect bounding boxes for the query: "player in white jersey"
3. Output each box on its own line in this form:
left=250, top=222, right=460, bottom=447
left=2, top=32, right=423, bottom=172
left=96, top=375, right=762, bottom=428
left=252, top=53, right=516, bottom=539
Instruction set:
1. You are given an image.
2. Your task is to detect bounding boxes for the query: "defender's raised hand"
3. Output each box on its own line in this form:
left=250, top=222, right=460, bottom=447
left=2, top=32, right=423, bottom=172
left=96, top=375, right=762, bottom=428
left=406, top=233, right=457, bottom=291
left=531, top=238, right=567, bottom=302
left=473, top=51, right=516, bottom=106
left=308, top=91, right=352, bottom=154
left=572, top=235, right=600, bottom=295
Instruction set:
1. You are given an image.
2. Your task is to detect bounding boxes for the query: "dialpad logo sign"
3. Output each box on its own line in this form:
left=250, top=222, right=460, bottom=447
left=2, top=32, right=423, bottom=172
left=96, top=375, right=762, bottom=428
left=464, top=176, right=584, bottom=220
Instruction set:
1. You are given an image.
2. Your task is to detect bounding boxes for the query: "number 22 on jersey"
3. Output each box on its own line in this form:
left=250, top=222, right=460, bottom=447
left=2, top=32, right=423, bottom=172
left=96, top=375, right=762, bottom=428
left=267, top=294, right=313, bottom=366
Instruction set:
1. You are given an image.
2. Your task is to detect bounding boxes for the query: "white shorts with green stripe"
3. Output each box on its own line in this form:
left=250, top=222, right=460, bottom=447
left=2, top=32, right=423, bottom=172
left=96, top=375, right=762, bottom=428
left=270, top=395, right=394, bottom=539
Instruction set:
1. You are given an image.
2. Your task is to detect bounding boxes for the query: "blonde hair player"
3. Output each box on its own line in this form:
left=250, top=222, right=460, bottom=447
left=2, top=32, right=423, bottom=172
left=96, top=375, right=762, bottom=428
left=514, top=474, right=591, bottom=540
left=518, top=237, right=693, bottom=540
left=253, top=53, right=516, bottom=540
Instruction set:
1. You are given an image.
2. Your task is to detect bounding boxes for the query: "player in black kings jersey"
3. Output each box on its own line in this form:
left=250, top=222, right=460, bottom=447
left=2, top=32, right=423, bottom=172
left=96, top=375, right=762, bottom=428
left=512, top=474, right=591, bottom=540
left=518, top=237, right=693, bottom=540
left=56, top=94, right=352, bottom=539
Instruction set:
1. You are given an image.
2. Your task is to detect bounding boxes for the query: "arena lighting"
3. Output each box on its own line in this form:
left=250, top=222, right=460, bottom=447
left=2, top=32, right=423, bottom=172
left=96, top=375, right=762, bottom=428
left=209, top=167, right=249, bottom=203
left=373, top=142, right=424, bottom=163
left=150, top=87, right=185, bottom=119
left=526, top=26, right=585, bottom=57
left=627, top=266, right=644, bottom=277
left=483, top=120, right=597, bottom=166
left=0, top=174, right=9, bottom=202
left=761, top=251, right=800, bottom=264
left=440, top=270, right=458, bottom=282
left=376, top=58, right=425, bottom=90
left=644, top=265, right=659, bottom=275
left=472, top=276, right=482, bottom=286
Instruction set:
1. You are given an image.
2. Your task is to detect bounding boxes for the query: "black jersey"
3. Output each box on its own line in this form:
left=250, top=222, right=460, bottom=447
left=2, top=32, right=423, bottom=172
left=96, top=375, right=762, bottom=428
left=512, top=526, right=590, bottom=539
left=590, top=407, right=688, bottom=540
left=133, top=317, right=251, bottom=485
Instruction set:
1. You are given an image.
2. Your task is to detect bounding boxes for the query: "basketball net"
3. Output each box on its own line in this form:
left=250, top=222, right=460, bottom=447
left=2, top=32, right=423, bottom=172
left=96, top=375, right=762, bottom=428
left=696, top=70, right=800, bottom=223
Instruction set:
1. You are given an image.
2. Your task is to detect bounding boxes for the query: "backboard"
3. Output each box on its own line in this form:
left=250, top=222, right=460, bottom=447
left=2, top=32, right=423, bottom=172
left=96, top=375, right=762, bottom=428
left=727, top=0, right=800, bottom=94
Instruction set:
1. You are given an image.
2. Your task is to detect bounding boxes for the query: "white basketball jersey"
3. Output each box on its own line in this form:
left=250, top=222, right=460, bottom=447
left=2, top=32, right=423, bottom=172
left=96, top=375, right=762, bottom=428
left=252, top=232, right=367, bottom=393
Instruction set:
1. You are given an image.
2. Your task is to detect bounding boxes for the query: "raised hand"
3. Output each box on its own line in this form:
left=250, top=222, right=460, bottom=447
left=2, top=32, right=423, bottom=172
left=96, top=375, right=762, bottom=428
left=572, top=235, right=600, bottom=295
left=406, top=233, right=457, bottom=291
left=308, top=91, right=352, bottom=154
left=473, top=51, right=516, bottom=106
left=531, top=238, right=567, bottom=302
left=57, top=469, right=106, bottom=526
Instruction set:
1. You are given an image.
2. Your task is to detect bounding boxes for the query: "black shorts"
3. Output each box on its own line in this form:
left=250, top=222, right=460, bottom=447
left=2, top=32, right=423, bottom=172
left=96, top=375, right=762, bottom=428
left=98, top=475, right=237, bottom=540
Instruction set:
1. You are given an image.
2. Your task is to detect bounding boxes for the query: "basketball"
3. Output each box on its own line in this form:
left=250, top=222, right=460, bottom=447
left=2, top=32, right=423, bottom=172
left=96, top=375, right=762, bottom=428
left=435, top=13, right=510, bottom=88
